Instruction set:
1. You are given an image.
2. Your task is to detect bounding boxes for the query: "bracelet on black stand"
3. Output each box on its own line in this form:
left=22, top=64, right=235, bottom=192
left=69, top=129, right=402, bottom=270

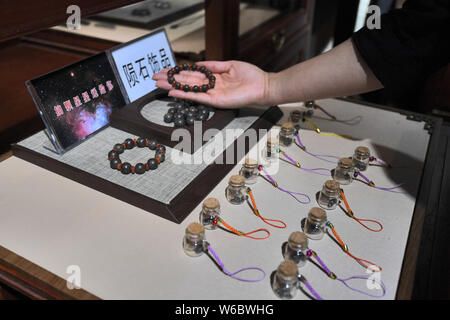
left=167, top=63, right=216, bottom=93
left=108, top=138, right=166, bottom=175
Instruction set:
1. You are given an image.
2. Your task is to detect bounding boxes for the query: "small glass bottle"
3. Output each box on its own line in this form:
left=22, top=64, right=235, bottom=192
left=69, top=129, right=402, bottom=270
left=239, top=158, right=259, bottom=185
left=289, top=110, right=302, bottom=123
left=303, top=207, right=327, bottom=240
left=304, top=101, right=315, bottom=117
left=332, top=158, right=355, bottom=185
left=183, top=222, right=206, bottom=257
left=279, top=122, right=295, bottom=147
left=199, top=198, right=220, bottom=230
left=272, top=260, right=299, bottom=300
left=317, top=180, right=341, bottom=210
left=263, top=137, right=279, bottom=161
left=352, top=146, right=371, bottom=171
left=283, top=232, right=309, bottom=268
left=225, top=175, right=246, bottom=205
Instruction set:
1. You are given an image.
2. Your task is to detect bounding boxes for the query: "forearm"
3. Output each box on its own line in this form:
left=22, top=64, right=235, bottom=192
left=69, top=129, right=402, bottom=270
left=265, top=38, right=383, bottom=105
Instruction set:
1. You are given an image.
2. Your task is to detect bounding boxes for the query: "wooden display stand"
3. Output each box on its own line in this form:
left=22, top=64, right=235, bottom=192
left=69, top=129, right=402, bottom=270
left=110, top=91, right=237, bottom=154
left=12, top=106, right=282, bottom=224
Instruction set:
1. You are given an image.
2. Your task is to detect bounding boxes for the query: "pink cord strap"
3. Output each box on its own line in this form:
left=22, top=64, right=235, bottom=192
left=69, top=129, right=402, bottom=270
left=206, top=245, right=266, bottom=282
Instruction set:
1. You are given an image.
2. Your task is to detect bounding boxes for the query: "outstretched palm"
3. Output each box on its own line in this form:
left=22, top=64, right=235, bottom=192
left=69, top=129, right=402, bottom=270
left=152, top=60, right=269, bottom=108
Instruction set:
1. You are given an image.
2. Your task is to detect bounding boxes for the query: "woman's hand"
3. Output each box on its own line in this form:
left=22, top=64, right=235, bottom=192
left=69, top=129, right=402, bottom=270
left=152, top=60, right=272, bottom=109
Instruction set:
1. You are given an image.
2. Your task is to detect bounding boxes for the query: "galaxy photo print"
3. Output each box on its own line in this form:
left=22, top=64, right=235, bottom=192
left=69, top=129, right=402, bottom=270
left=27, top=52, right=126, bottom=153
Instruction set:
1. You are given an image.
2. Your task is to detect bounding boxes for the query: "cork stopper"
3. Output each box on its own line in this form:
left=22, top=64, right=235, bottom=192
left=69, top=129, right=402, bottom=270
left=278, top=260, right=298, bottom=277
left=229, top=174, right=245, bottom=185
left=244, top=158, right=258, bottom=167
left=187, top=222, right=204, bottom=235
left=305, top=101, right=315, bottom=108
left=325, top=180, right=340, bottom=191
left=309, top=207, right=326, bottom=220
left=203, top=198, right=219, bottom=210
left=288, top=232, right=308, bottom=246
left=355, top=146, right=370, bottom=156
left=338, top=157, right=353, bottom=168
left=281, top=122, right=294, bottom=130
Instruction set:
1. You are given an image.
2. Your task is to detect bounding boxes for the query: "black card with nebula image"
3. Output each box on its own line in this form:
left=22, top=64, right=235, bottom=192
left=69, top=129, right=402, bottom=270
left=26, top=52, right=126, bottom=154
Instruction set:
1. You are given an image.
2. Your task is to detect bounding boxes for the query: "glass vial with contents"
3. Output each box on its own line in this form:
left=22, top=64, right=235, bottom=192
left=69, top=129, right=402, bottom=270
left=283, top=232, right=309, bottom=268
left=183, top=222, right=206, bottom=257
left=303, top=207, right=327, bottom=240
left=289, top=110, right=302, bottom=123
left=352, top=146, right=371, bottom=171
left=304, top=101, right=315, bottom=117
left=239, top=158, right=259, bottom=185
left=279, top=122, right=295, bottom=147
left=199, top=198, right=220, bottom=230
left=317, top=180, right=341, bottom=210
left=263, top=137, right=279, bottom=162
left=225, top=175, right=246, bottom=205
left=332, top=158, right=355, bottom=185
left=272, top=260, right=299, bottom=300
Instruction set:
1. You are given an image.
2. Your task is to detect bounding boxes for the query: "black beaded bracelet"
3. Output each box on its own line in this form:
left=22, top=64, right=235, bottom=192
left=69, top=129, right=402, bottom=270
left=167, top=63, right=216, bottom=93
left=108, top=138, right=166, bottom=175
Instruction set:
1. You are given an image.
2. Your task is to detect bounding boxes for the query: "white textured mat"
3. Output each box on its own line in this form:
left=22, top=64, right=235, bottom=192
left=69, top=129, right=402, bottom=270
left=17, top=115, right=257, bottom=204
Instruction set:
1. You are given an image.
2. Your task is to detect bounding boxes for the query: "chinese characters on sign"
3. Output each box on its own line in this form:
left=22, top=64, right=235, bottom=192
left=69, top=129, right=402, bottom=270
left=111, top=30, right=175, bottom=102
left=27, top=52, right=126, bottom=152
left=122, top=48, right=172, bottom=89
left=53, top=81, right=114, bottom=117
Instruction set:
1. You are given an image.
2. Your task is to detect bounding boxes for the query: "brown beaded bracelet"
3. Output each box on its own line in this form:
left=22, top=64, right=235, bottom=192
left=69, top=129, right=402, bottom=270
left=167, top=63, right=216, bottom=93
left=108, top=138, right=166, bottom=175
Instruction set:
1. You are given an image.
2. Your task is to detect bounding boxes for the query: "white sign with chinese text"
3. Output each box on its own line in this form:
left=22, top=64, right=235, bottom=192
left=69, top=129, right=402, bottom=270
left=111, top=30, right=176, bottom=103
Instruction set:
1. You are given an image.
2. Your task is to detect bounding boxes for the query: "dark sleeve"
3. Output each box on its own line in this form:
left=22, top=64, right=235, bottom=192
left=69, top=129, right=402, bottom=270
left=352, top=0, right=450, bottom=96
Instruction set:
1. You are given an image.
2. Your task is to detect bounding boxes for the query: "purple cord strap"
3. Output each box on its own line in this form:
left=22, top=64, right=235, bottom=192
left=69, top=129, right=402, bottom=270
left=356, top=171, right=372, bottom=184
left=314, top=105, right=336, bottom=120
left=295, top=134, right=340, bottom=164
left=207, top=245, right=265, bottom=282
left=308, top=251, right=333, bottom=276
left=260, top=168, right=311, bottom=204
left=306, top=250, right=386, bottom=298
left=335, top=116, right=363, bottom=125
left=311, top=104, right=362, bottom=125
left=299, top=276, right=323, bottom=300
left=281, top=150, right=332, bottom=177
left=356, top=172, right=406, bottom=194
left=370, top=157, right=391, bottom=167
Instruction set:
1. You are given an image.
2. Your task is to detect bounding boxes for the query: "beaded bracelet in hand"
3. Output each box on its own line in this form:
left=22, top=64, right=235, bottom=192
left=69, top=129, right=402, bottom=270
left=167, top=63, right=216, bottom=93
left=108, top=138, right=166, bottom=175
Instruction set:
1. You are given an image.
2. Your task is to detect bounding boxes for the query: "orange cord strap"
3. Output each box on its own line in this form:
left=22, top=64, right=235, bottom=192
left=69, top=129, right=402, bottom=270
left=326, top=221, right=382, bottom=271
left=246, top=188, right=287, bottom=229
left=213, top=217, right=270, bottom=240
left=339, top=190, right=383, bottom=232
